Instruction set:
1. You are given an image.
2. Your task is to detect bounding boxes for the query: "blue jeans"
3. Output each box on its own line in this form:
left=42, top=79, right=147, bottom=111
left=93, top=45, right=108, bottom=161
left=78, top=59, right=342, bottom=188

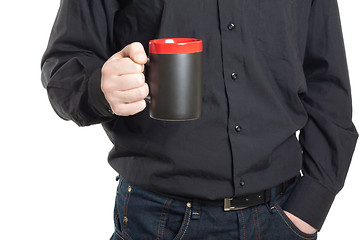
left=110, top=175, right=317, bottom=240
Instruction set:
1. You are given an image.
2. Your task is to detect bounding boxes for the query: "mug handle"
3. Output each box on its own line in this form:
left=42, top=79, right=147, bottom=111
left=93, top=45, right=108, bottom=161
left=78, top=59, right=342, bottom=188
left=145, top=57, right=151, bottom=103
left=145, top=95, right=151, bottom=103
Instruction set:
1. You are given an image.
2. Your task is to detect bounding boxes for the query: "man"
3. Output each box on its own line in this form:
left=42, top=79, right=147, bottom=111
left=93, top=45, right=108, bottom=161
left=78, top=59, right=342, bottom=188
left=41, top=0, right=357, bottom=239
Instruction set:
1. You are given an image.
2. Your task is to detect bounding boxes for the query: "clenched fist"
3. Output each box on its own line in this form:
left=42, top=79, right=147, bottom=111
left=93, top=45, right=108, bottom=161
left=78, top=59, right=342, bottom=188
left=101, top=42, right=149, bottom=116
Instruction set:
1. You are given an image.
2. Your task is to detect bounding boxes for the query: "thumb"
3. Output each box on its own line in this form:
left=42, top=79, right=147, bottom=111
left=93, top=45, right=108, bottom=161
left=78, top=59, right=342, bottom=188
left=120, top=42, right=148, bottom=65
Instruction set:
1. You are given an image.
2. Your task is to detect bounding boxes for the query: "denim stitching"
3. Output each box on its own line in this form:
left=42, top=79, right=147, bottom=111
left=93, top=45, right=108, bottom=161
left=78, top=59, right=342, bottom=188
left=156, top=198, right=169, bottom=240
left=255, top=207, right=261, bottom=240
left=114, top=212, right=120, bottom=233
left=122, top=187, right=129, bottom=231
left=179, top=209, right=192, bottom=240
left=124, top=185, right=133, bottom=217
left=252, top=208, right=258, bottom=240
left=115, top=230, right=125, bottom=240
left=115, top=227, right=129, bottom=240
left=175, top=205, right=191, bottom=240
left=123, top=184, right=134, bottom=240
left=161, top=199, right=173, bottom=240
left=240, top=210, right=246, bottom=240
left=274, top=203, right=317, bottom=240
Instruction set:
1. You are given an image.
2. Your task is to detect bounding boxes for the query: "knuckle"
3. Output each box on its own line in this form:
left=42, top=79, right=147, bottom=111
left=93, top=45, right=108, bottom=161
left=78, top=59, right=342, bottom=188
left=113, top=101, right=146, bottom=116
left=130, top=41, right=142, bottom=51
left=112, top=104, right=128, bottom=116
left=121, top=57, right=131, bottom=64
left=138, top=100, right=147, bottom=111
left=143, top=83, right=150, bottom=96
left=101, top=80, right=111, bottom=91
left=101, top=64, right=109, bottom=76
left=107, top=98, right=117, bottom=109
left=136, top=73, right=145, bottom=85
left=144, top=82, right=149, bottom=92
left=101, top=82, right=111, bottom=93
left=137, top=86, right=147, bottom=98
left=128, top=43, right=138, bottom=54
left=111, top=105, right=120, bottom=115
left=120, top=91, right=133, bottom=103
left=118, top=91, right=129, bottom=103
left=116, top=58, right=129, bottom=70
left=129, top=101, right=146, bottom=116
left=135, top=63, right=143, bottom=73
left=121, top=90, right=137, bottom=103
left=101, top=65, right=111, bottom=76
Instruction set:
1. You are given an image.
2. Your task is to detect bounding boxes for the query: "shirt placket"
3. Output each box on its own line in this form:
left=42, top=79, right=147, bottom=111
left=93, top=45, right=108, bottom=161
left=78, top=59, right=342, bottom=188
left=217, top=0, right=248, bottom=196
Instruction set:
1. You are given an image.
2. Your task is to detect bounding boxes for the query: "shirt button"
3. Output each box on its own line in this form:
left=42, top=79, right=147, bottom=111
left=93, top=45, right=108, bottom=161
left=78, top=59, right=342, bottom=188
left=240, top=180, right=245, bottom=187
left=235, top=125, right=242, bottom=132
left=227, top=23, right=235, bottom=30
left=231, top=72, right=238, bottom=80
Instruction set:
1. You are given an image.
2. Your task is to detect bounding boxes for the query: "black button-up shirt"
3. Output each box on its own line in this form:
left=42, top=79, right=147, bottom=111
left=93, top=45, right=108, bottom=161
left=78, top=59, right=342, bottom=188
left=41, top=0, right=358, bottom=230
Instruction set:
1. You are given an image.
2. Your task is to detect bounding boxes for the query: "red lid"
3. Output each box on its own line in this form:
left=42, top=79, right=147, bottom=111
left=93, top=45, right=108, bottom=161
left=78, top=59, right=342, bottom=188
left=149, top=38, right=203, bottom=54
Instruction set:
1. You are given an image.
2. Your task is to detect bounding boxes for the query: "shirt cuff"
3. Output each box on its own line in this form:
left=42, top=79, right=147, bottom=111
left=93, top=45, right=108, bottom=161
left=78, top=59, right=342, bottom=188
left=282, top=175, right=336, bottom=231
left=88, top=68, right=114, bottom=117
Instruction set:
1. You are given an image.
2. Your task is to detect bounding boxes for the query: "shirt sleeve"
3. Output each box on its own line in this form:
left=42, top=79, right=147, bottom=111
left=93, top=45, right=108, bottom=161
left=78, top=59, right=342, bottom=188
left=283, top=0, right=358, bottom=230
left=40, top=0, right=120, bottom=126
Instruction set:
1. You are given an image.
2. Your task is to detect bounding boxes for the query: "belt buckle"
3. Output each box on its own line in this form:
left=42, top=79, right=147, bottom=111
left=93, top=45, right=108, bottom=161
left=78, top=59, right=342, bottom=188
left=223, top=198, right=249, bottom=211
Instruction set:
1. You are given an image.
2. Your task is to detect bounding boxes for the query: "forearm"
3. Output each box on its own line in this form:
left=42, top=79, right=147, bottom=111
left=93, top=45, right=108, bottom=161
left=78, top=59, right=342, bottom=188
left=283, top=0, right=358, bottom=230
left=41, top=0, right=120, bottom=126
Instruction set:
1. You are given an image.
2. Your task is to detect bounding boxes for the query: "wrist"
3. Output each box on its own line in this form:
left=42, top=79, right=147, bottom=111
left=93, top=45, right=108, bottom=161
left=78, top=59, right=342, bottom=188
left=88, top=68, right=114, bottom=117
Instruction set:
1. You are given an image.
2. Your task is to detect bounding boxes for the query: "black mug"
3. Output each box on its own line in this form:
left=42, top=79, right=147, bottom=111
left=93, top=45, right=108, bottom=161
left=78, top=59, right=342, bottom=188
left=147, top=38, right=203, bottom=121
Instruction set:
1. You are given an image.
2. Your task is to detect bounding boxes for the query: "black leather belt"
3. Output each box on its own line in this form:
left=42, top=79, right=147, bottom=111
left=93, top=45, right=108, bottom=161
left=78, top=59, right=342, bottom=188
left=223, top=176, right=297, bottom=211
left=135, top=176, right=298, bottom=211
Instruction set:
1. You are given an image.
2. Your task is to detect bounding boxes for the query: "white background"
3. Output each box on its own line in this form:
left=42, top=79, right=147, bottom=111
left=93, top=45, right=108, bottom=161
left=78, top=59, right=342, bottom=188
left=0, top=1, right=358, bottom=239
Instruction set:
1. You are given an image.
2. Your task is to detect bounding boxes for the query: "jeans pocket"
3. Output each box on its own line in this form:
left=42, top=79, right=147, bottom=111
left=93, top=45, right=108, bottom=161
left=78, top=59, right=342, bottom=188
left=115, top=179, right=192, bottom=239
left=273, top=202, right=317, bottom=240
left=169, top=202, right=192, bottom=240
left=112, top=210, right=131, bottom=240
left=112, top=177, right=131, bottom=240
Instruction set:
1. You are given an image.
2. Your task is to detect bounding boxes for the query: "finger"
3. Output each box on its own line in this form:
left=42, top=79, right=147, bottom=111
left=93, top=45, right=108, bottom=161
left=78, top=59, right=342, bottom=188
left=101, top=73, right=145, bottom=95
left=111, top=100, right=147, bottom=116
left=113, top=42, right=148, bottom=65
left=117, top=83, right=149, bottom=103
left=104, top=57, right=144, bottom=76
left=114, top=73, right=146, bottom=91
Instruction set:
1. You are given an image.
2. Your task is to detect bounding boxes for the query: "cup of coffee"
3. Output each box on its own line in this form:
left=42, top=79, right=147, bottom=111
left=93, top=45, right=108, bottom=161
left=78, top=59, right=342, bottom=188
left=147, top=38, right=203, bottom=121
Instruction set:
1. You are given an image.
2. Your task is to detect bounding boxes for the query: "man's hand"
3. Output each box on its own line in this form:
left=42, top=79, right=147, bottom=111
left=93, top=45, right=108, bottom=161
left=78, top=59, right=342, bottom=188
left=101, top=42, right=149, bottom=116
left=283, top=210, right=317, bottom=235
